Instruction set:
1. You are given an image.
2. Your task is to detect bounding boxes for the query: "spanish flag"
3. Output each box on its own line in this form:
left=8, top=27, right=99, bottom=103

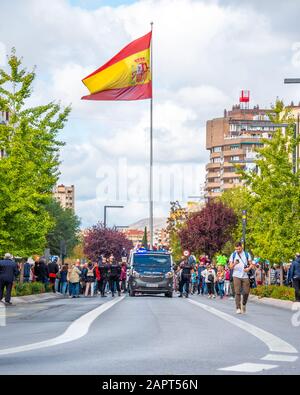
left=82, top=32, right=152, bottom=101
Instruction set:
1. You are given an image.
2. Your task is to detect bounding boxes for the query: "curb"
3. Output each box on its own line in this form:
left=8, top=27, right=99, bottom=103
left=249, top=295, right=300, bottom=311
left=11, top=293, right=64, bottom=305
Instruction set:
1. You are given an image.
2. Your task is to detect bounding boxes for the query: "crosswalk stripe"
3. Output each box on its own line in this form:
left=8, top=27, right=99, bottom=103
left=261, top=354, right=298, bottom=362
left=219, top=363, right=278, bottom=373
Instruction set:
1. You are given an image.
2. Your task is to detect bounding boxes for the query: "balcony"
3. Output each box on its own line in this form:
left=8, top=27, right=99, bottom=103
left=206, top=182, right=221, bottom=189
left=206, top=163, right=221, bottom=170
left=210, top=152, right=222, bottom=159
left=223, top=148, right=244, bottom=157
left=222, top=172, right=241, bottom=179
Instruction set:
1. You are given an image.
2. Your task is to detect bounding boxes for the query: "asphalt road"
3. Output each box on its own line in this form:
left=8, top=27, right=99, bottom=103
left=0, top=293, right=299, bottom=375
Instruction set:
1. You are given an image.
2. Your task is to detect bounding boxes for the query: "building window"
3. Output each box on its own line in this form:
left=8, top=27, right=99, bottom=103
left=212, top=157, right=221, bottom=163
left=212, top=146, right=222, bottom=153
left=230, top=145, right=240, bottom=150
left=231, top=156, right=239, bottom=162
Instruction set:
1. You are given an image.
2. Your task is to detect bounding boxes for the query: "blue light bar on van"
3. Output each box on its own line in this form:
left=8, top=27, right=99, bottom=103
left=136, top=248, right=148, bottom=254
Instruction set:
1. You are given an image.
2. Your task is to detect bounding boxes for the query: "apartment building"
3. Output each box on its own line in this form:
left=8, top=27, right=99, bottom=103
left=53, top=184, right=75, bottom=210
left=205, top=103, right=277, bottom=199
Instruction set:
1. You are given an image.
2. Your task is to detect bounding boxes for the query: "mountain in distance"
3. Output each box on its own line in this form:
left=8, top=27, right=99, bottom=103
left=128, top=217, right=167, bottom=231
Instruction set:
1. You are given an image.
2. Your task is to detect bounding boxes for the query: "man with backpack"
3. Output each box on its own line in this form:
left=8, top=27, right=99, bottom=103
left=178, top=255, right=193, bottom=298
left=229, top=242, right=255, bottom=314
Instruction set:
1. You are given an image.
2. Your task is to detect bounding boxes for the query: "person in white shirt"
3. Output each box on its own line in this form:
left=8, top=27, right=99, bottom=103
left=229, top=242, right=255, bottom=314
left=201, top=264, right=217, bottom=299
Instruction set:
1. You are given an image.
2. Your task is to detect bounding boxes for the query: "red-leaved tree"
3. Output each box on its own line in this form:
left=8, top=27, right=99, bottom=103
left=179, top=202, right=238, bottom=258
left=83, top=223, right=133, bottom=261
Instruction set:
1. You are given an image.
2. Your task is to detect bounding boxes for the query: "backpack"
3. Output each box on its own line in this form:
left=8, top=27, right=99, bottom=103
left=87, top=267, right=94, bottom=277
left=207, top=273, right=214, bottom=283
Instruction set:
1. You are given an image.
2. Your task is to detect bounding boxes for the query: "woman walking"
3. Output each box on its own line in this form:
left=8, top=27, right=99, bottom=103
left=68, top=263, right=81, bottom=298
left=83, top=262, right=96, bottom=297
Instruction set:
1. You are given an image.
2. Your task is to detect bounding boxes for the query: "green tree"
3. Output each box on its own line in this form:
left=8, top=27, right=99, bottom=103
left=166, top=201, right=187, bottom=263
left=239, top=100, right=300, bottom=263
left=219, top=186, right=254, bottom=254
left=45, top=199, right=81, bottom=257
left=0, top=49, right=71, bottom=256
left=142, top=226, right=148, bottom=248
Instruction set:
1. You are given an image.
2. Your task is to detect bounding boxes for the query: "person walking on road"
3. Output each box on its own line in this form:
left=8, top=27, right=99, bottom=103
left=201, top=264, right=216, bottom=299
left=98, top=257, right=108, bottom=297
left=83, top=262, right=96, bottom=297
left=0, top=253, right=19, bottom=305
left=35, top=258, right=49, bottom=284
left=108, top=255, right=121, bottom=297
left=224, top=265, right=231, bottom=297
left=48, top=257, right=59, bottom=292
left=290, top=253, right=300, bottom=302
left=120, top=259, right=127, bottom=293
left=59, top=265, right=69, bottom=296
left=197, top=260, right=206, bottom=295
left=216, top=266, right=225, bottom=299
left=229, top=242, right=255, bottom=314
left=178, top=255, right=193, bottom=298
left=68, top=263, right=81, bottom=298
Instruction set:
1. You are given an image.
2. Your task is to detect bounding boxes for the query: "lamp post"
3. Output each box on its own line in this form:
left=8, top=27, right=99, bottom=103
left=242, top=210, right=247, bottom=251
left=284, top=78, right=300, bottom=173
left=104, top=205, right=124, bottom=228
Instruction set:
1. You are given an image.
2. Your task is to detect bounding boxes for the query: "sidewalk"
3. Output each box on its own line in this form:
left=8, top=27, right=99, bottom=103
left=249, top=295, right=300, bottom=311
left=11, top=293, right=63, bottom=305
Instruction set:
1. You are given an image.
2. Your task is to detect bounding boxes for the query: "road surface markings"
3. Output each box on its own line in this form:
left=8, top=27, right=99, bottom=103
left=261, top=354, right=298, bottom=362
left=187, top=299, right=297, bottom=354
left=219, top=363, right=278, bottom=373
left=0, top=296, right=125, bottom=356
left=187, top=298, right=298, bottom=373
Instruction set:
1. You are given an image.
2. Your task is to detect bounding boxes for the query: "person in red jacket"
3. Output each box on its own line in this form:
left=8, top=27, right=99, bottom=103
left=94, top=264, right=101, bottom=295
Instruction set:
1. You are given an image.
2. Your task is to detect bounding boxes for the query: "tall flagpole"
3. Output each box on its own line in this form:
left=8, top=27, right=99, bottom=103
left=150, top=22, right=154, bottom=249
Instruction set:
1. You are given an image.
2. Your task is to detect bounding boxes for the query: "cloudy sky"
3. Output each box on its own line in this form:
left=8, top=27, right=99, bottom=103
left=1, top=0, right=300, bottom=228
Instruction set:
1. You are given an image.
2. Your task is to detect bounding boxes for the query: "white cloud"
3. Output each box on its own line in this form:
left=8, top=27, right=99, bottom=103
left=0, top=0, right=298, bottom=227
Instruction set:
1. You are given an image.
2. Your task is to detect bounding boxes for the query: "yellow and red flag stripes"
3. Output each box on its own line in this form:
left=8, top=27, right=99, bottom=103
left=82, top=32, right=152, bottom=101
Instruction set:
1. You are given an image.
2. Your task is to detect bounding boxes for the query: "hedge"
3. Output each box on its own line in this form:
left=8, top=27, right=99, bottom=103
left=11, top=282, right=52, bottom=297
left=251, top=285, right=295, bottom=301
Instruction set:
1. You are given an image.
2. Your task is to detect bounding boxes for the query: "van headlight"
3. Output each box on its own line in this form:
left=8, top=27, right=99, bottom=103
left=132, top=270, right=141, bottom=278
left=165, top=271, right=173, bottom=279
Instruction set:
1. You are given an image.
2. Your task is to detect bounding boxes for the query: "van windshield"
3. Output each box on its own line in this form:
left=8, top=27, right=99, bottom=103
left=133, top=254, right=171, bottom=274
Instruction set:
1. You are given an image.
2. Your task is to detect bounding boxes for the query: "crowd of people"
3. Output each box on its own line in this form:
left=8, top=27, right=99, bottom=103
left=1, top=242, right=300, bottom=307
left=0, top=253, right=129, bottom=304
left=29, top=255, right=129, bottom=298
left=174, top=242, right=300, bottom=313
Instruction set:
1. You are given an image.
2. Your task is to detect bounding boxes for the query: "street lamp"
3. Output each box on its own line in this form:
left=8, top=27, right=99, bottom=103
left=284, top=78, right=300, bottom=173
left=104, top=205, right=124, bottom=228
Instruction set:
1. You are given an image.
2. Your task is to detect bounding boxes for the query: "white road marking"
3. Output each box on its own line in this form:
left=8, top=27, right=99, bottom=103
left=261, top=354, right=298, bottom=362
left=0, top=304, right=6, bottom=327
left=187, top=299, right=297, bottom=354
left=0, top=296, right=125, bottom=356
left=219, top=363, right=278, bottom=373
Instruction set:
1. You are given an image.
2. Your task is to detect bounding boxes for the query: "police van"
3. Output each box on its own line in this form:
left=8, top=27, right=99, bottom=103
left=128, top=249, right=174, bottom=297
